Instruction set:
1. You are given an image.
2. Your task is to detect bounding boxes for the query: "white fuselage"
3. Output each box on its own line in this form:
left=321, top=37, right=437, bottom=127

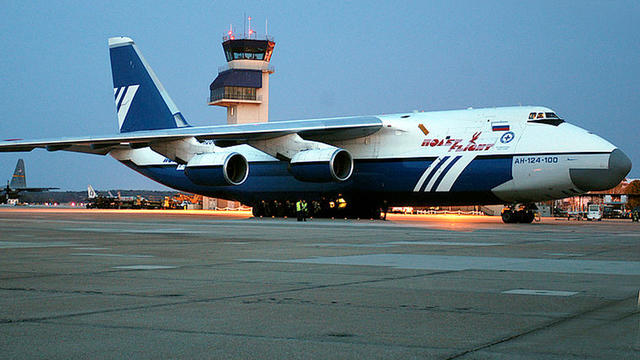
left=109, top=105, right=628, bottom=207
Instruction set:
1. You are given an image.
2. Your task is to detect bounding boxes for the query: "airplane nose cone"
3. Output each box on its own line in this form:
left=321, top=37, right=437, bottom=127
left=610, top=148, right=633, bottom=176
left=570, top=149, right=632, bottom=191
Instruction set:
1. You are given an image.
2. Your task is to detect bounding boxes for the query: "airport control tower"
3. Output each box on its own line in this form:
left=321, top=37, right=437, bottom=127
left=208, top=21, right=275, bottom=124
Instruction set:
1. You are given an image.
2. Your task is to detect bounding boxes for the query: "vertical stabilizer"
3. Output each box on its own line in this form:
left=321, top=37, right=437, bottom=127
left=9, top=159, right=26, bottom=189
left=109, top=37, right=189, bottom=133
left=88, top=185, right=97, bottom=199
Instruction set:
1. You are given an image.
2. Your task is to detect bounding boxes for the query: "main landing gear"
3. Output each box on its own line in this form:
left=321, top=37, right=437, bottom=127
left=251, top=199, right=385, bottom=220
left=501, top=204, right=537, bottom=224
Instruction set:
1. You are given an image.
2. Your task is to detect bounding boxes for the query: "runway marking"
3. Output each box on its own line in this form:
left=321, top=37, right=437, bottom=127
left=113, top=265, right=177, bottom=270
left=0, top=241, right=77, bottom=249
left=241, top=254, right=640, bottom=276
left=502, top=289, right=579, bottom=297
left=307, top=243, right=394, bottom=248
left=71, top=253, right=153, bottom=258
left=546, top=238, right=581, bottom=242
left=306, top=241, right=501, bottom=248
left=546, top=253, right=585, bottom=257
left=386, top=241, right=502, bottom=246
left=73, top=247, right=110, bottom=250
left=65, top=227, right=210, bottom=234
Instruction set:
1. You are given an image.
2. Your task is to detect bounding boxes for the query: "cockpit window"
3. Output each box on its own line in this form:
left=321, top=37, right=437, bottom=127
left=528, top=112, right=564, bottom=126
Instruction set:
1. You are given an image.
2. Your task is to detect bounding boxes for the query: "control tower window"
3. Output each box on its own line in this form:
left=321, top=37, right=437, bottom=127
left=232, top=50, right=265, bottom=60
left=210, top=86, right=257, bottom=102
left=223, top=39, right=272, bottom=62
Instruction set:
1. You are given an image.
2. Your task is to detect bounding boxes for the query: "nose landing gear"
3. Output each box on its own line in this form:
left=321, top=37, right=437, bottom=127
left=501, top=204, right=538, bottom=224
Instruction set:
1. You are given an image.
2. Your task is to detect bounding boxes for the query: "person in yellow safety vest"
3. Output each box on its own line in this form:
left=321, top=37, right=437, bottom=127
left=296, top=200, right=303, bottom=221
left=296, top=200, right=308, bottom=222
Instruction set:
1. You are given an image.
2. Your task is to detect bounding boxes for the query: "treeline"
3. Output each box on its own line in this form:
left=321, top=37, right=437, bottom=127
left=20, top=190, right=180, bottom=204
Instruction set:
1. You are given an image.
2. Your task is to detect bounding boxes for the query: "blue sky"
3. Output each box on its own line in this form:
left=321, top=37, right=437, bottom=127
left=0, top=1, right=638, bottom=190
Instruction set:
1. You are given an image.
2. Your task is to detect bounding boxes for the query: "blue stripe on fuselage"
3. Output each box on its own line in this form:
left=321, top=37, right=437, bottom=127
left=419, top=156, right=449, bottom=192
left=450, top=155, right=513, bottom=192
left=120, top=155, right=513, bottom=204
left=429, top=156, right=461, bottom=192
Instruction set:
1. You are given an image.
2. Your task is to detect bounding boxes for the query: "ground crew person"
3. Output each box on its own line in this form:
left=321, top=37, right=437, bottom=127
left=296, top=200, right=304, bottom=221
left=301, top=200, right=308, bottom=221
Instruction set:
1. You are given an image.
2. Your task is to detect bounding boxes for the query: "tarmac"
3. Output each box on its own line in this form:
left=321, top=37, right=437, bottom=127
left=0, top=208, right=639, bottom=359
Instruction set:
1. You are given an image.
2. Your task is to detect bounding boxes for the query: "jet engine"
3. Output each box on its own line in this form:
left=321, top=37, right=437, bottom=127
left=289, top=148, right=353, bottom=182
left=184, top=152, right=248, bottom=186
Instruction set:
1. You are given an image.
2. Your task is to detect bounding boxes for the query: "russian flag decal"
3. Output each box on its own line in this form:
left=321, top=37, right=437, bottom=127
left=492, top=122, right=510, bottom=131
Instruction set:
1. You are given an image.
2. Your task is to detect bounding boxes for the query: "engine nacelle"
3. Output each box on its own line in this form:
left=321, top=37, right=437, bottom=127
left=289, top=148, right=353, bottom=182
left=184, top=152, right=249, bottom=186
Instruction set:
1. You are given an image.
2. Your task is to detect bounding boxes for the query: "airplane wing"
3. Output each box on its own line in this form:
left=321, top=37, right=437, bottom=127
left=0, top=116, right=382, bottom=155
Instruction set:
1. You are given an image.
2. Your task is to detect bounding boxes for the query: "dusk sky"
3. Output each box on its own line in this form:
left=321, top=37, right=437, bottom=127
left=1, top=1, right=638, bottom=190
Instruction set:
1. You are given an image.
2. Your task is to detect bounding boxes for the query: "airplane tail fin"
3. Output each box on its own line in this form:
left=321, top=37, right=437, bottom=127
left=88, top=185, right=96, bottom=199
left=9, top=159, right=26, bottom=189
left=109, top=37, right=190, bottom=133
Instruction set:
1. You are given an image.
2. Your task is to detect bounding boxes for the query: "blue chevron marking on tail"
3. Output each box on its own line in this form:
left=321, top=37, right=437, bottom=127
left=108, top=37, right=189, bottom=133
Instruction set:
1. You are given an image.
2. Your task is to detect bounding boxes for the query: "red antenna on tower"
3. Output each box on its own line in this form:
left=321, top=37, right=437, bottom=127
left=248, top=16, right=254, bottom=38
left=228, top=24, right=234, bottom=40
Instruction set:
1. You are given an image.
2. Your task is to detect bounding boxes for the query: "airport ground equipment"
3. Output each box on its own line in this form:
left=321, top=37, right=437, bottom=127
left=500, top=204, right=538, bottom=224
left=0, top=37, right=632, bottom=223
left=586, top=203, right=603, bottom=221
left=86, top=185, right=165, bottom=209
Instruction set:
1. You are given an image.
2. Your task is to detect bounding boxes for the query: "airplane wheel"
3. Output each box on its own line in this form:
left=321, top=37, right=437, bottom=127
left=520, top=211, right=535, bottom=224
left=263, top=204, right=272, bottom=217
left=252, top=206, right=260, bottom=217
left=287, top=202, right=297, bottom=217
left=274, top=201, right=285, bottom=217
left=501, top=210, right=514, bottom=223
left=369, top=207, right=383, bottom=220
left=349, top=203, right=383, bottom=220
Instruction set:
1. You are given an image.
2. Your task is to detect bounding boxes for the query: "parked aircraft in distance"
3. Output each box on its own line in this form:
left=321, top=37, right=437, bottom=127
left=0, top=37, right=631, bottom=222
left=86, top=185, right=162, bottom=209
left=1, top=159, right=58, bottom=204
left=85, top=184, right=117, bottom=209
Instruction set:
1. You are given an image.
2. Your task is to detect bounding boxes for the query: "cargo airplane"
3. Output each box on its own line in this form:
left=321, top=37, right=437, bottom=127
left=1, top=159, right=58, bottom=204
left=0, top=37, right=632, bottom=222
